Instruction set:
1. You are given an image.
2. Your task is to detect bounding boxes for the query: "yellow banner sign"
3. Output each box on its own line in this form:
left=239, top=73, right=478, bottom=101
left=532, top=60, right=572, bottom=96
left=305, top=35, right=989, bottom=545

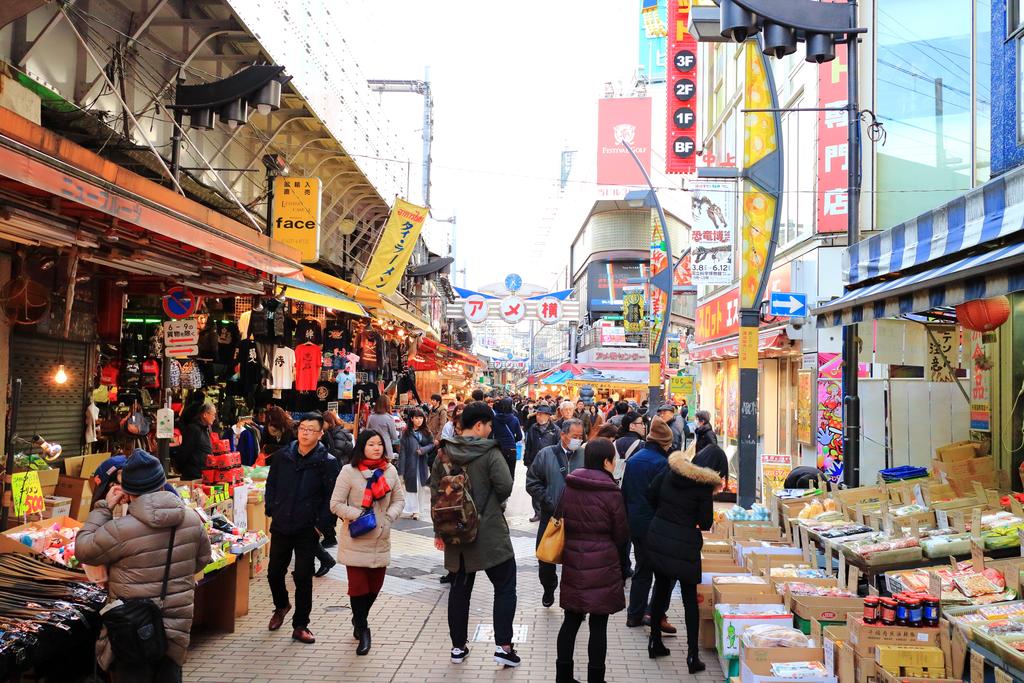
left=11, top=471, right=44, bottom=516
left=272, top=176, right=322, bottom=263
left=361, top=198, right=428, bottom=295
left=739, top=326, right=759, bottom=369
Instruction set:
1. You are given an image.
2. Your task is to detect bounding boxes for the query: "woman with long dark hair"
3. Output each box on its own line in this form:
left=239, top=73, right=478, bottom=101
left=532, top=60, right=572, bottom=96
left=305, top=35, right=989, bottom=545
left=260, top=406, right=295, bottom=466
left=645, top=450, right=722, bottom=672
left=556, top=439, right=628, bottom=683
left=399, top=408, right=435, bottom=520
left=330, top=430, right=405, bottom=656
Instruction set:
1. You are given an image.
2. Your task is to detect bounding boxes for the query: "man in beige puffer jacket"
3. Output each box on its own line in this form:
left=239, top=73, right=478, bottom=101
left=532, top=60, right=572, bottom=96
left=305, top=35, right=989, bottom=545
left=77, top=449, right=212, bottom=682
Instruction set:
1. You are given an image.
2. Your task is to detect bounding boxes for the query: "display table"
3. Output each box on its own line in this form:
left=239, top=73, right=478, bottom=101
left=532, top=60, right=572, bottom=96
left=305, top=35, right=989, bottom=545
left=191, top=551, right=255, bottom=633
left=966, top=640, right=1024, bottom=683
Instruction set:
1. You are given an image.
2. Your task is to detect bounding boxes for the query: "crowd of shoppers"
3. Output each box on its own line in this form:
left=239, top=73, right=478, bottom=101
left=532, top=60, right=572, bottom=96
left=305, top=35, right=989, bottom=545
left=82, top=384, right=724, bottom=681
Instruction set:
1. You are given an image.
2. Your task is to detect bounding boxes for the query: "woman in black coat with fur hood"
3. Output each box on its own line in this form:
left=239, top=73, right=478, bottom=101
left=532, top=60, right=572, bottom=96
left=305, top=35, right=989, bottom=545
left=644, top=450, right=722, bottom=673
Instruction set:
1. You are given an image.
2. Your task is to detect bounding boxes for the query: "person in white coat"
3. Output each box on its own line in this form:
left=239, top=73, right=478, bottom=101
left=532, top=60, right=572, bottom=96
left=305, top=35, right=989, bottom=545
left=330, top=430, right=405, bottom=656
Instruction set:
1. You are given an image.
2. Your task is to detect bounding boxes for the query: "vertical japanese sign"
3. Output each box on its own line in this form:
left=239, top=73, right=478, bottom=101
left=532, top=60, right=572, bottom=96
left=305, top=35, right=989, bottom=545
left=966, top=330, right=991, bottom=432
left=926, top=324, right=959, bottom=382
left=272, top=176, right=322, bottom=262
left=361, top=198, right=428, bottom=295
left=648, top=209, right=669, bottom=355
left=817, top=353, right=843, bottom=483
left=597, top=97, right=653, bottom=186
left=690, top=180, right=736, bottom=284
left=622, top=290, right=646, bottom=333
left=640, top=0, right=668, bottom=83
left=665, top=0, right=697, bottom=174
left=816, top=1, right=849, bottom=234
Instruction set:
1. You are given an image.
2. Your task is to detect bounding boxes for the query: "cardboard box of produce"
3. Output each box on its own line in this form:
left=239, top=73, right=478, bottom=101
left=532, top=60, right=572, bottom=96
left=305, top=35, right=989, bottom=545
left=874, top=644, right=944, bottom=672
left=697, top=583, right=713, bottom=618
left=787, top=592, right=864, bottom=623
left=771, top=576, right=839, bottom=592
left=715, top=604, right=793, bottom=657
left=700, top=617, right=715, bottom=648
left=704, top=539, right=732, bottom=554
left=739, top=662, right=836, bottom=683
left=0, top=516, right=82, bottom=560
left=55, top=475, right=93, bottom=521
left=822, top=625, right=849, bottom=673
left=736, top=541, right=803, bottom=567
left=846, top=615, right=940, bottom=656
left=874, top=668, right=959, bottom=683
left=713, top=577, right=777, bottom=606
left=741, top=644, right=826, bottom=683
left=41, top=495, right=71, bottom=519
left=734, top=524, right=784, bottom=542
left=934, top=440, right=983, bottom=463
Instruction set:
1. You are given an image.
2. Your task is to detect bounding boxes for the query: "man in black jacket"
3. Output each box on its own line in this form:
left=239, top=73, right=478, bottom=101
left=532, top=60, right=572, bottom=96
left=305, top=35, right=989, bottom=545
left=264, top=412, right=337, bottom=645
left=523, top=405, right=560, bottom=522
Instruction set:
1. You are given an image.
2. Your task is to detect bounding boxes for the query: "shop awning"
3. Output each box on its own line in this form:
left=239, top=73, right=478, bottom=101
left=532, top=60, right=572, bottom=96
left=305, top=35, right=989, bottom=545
left=845, top=165, right=1024, bottom=286
left=277, top=276, right=367, bottom=317
left=813, top=240, right=1024, bottom=328
left=419, top=337, right=483, bottom=367
left=687, top=330, right=790, bottom=361
left=0, top=110, right=301, bottom=277
left=300, top=265, right=435, bottom=336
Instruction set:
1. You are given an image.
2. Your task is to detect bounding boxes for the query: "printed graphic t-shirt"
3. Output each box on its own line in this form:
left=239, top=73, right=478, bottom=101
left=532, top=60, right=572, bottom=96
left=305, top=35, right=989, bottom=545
left=294, top=343, right=322, bottom=391
left=269, top=346, right=295, bottom=389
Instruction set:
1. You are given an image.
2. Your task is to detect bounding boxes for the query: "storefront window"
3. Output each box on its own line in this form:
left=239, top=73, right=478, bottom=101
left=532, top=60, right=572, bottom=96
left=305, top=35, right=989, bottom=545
left=876, top=1, right=972, bottom=227
left=778, top=96, right=815, bottom=248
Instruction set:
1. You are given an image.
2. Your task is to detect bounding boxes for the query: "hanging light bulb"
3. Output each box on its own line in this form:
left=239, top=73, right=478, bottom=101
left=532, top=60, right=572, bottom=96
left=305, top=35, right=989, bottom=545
left=54, top=364, right=68, bottom=384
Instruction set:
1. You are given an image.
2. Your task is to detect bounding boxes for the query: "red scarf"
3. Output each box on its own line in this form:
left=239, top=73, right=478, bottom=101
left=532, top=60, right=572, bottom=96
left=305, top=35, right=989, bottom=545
left=358, top=459, right=391, bottom=508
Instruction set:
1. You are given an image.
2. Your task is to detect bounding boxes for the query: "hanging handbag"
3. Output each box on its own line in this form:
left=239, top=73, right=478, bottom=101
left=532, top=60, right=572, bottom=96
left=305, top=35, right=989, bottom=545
left=100, top=525, right=176, bottom=665
left=536, top=502, right=566, bottom=564
left=348, top=507, right=378, bottom=538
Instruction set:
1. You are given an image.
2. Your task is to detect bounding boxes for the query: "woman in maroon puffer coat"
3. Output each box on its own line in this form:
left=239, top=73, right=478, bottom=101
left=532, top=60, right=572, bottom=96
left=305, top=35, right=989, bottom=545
left=556, top=438, right=629, bottom=683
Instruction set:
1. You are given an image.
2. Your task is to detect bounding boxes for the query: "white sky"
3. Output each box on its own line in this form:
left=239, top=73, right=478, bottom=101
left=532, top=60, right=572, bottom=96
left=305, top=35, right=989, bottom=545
left=337, top=1, right=639, bottom=289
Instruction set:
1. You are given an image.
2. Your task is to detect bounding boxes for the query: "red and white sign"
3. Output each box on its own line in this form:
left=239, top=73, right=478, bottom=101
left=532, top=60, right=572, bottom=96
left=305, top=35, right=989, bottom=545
left=666, top=0, right=698, bottom=174
left=499, top=296, right=525, bottom=324
left=597, top=97, right=652, bottom=186
left=816, top=0, right=849, bottom=234
left=164, top=318, right=199, bottom=358
left=463, top=295, right=488, bottom=324
left=536, top=297, right=563, bottom=325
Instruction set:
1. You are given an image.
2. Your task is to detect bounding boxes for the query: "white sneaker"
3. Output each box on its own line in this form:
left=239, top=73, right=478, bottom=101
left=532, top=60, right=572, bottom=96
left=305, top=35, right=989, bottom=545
left=494, top=646, right=521, bottom=667
left=451, top=647, right=470, bottom=664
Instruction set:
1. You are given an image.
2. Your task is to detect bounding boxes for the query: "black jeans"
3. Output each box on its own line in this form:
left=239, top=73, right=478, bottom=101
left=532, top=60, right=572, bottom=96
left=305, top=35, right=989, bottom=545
left=314, top=539, right=334, bottom=567
left=536, top=515, right=559, bottom=593
left=448, top=556, right=517, bottom=649
left=501, top=447, right=516, bottom=479
left=557, top=611, right=609, bottom=669
left=650, top=574, right=700, bottom=652
left=268, top=529, right=318, bottom=629
left=627, top=536, right=670, bottom=620
left=112, top=657, right=181, bottom=683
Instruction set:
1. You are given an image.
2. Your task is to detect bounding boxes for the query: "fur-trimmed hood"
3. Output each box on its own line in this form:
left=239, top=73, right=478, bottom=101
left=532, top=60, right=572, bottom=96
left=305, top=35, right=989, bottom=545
left=667, top=451, right=724, bottom=486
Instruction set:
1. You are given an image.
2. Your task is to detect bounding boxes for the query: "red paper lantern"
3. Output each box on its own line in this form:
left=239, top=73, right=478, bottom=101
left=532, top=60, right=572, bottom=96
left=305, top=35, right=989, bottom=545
left=956, top=295, right=1011, bottom=332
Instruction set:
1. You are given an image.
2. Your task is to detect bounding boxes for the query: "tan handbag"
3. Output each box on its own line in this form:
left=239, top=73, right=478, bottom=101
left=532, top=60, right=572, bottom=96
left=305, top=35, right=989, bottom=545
left=536, top=516, right=565, bottom=564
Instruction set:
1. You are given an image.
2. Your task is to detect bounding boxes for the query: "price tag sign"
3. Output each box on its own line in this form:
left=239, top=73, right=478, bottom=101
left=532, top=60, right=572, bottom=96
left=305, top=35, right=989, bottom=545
left=995, top=669, right=1012, bottom=683
left=838, top=548, right=847, bottom=584
left=936, top=509, right=950, bottom=529
left=971, top=508, right=983, bottom=543
left=971, top=538, right=986, bottom=572
left=970, top=649, right=985, bottom=683
left=11, top=471, right=45, bottom=516
left=929, top=572, right=943, bottom=602
left=156, top=407, right=174, bottom=440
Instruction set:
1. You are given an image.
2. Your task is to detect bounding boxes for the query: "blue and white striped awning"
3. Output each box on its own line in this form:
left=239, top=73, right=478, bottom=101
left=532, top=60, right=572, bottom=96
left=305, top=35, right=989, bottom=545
left=845, top=166, right=1024, bottom=285
left=814, top=241, right=1024, bottom=327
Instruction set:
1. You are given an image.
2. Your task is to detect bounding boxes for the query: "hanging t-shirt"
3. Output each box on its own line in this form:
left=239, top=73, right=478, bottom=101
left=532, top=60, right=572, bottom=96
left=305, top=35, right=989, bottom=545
left=357, top=330, right=381, bottom=369
left=269, top=346, right=295, bottom=389
left=352, top=381, right=379, bottom=404
left=217, top=322, right=240, bottom=363
left=323, top=322, right=349, bottom=353
left=294, top=319, right=322, bottom=345
left=294, top=343, right=322, bottom=391
left=141, top=359, right=160, bottom=388
left=336, top=371, right=355, bottom=400
left=236, top=340, right=264, bottom=393
left=315, top=381, right=335, bottom=410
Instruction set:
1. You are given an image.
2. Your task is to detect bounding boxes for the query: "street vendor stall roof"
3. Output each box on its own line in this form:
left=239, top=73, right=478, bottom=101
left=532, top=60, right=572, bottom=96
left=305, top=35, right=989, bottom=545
left=300, top=265, right=435, bottom=336
left=277, top=277, right=367, bottom=317
left=814, top=164, right=1024, bottom=327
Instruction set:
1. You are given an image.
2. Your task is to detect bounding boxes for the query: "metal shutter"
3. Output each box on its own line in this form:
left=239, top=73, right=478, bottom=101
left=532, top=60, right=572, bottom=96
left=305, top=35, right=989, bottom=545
left=9, top=334, right=90, bottom=457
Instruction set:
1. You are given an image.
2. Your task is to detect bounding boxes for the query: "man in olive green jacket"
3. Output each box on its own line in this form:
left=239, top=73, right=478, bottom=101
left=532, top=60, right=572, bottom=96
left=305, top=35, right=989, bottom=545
left=431, top=401, right=520, bottom=668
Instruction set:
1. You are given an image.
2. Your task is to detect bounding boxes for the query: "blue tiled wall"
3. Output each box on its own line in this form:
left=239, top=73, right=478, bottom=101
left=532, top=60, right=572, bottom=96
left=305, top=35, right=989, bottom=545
left=993, top=0, right=1024, bottom=175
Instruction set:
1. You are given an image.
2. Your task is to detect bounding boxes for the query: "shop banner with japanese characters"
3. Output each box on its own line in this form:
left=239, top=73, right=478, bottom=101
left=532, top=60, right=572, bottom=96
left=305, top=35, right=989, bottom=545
left=665, top=0, right=698, bottom=173
left=816, top=0, right=849, bottom=234
left=361, top=198, right=428, bottom=295
left=966, top=329, right=991, bottom=432
left=926, top=324, right=959, bottom=383
left=690, top=180, right=735, bottom=284
left=272, top=176, right=322, bottom=262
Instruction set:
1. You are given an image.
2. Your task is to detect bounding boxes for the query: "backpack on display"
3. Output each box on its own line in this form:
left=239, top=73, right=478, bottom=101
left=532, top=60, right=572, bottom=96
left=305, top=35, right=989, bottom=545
left=431, top=463, right=480, bottom=546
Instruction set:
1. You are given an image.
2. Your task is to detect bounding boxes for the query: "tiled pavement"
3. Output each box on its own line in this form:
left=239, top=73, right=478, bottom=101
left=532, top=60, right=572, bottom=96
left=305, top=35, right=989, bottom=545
left=185, top=463, right=724, bottom=682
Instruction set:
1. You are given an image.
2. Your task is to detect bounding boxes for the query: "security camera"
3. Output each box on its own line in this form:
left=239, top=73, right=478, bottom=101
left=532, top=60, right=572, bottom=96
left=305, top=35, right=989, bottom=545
left=789, top=316, right=807, bottom=330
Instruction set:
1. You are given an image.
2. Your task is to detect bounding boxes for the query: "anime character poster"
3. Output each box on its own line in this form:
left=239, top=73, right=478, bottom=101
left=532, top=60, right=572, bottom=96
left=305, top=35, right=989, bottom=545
left=816, top=378, right=843, bottom=482
left=797, top=370, right=813, bottom=445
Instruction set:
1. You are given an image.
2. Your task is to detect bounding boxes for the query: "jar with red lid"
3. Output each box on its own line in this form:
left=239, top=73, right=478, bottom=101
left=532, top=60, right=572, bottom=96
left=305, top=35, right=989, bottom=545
left=880, top=597, right=897, bottom=626
left=863, top=596, right=880, bottom=624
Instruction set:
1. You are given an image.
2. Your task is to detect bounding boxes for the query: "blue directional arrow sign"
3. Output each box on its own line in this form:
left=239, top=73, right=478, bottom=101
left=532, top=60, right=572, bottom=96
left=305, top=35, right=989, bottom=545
left=769, top=291, right=808, bottom=317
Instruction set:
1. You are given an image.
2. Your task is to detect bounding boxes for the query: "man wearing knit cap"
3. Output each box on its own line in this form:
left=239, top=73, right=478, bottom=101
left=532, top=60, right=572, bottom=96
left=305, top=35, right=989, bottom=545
left=620, top=418, right=678, bottom=633
left=77, top=449, right=212, bottom=682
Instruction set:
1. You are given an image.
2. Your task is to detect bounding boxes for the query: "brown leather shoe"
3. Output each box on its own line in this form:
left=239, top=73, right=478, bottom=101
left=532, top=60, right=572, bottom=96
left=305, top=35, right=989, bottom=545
left=660, top=617, right=677, bottom=635
left=268, top=606, right=291, bottom=631
left=292, top=628, right=316, bottom=644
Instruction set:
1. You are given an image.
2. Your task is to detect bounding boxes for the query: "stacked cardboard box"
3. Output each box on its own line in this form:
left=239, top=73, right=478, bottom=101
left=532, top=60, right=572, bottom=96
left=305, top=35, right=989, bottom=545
left=931, top=441, right=994, bottom=496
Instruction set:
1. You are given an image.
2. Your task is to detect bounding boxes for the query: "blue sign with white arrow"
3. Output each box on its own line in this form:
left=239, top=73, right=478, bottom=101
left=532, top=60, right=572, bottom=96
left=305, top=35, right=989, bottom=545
left=769, top=291, right=808, bottom=317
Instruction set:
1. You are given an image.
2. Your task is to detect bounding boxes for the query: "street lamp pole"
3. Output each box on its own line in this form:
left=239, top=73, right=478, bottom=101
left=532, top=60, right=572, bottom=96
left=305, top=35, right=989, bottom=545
left=621, top=141, right=672, bottom=414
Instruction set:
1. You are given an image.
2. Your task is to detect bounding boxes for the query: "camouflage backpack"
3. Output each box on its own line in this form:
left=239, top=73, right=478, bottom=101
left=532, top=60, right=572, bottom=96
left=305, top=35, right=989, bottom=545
left=432, top=461, right=481, bottom=546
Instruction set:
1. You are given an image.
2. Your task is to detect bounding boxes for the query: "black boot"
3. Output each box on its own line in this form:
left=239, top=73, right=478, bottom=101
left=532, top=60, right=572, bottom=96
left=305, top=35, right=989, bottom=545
left=555, top=659, right=579, bottom=683
left=687, top=652, right=706, bottom=674
left=587, top=664, right=606, bottom=683
left=350, top=595, right=367, bottom=640
left=356, top=627, right=372, bottom=656
left=648, top=623, right=670, bottom=659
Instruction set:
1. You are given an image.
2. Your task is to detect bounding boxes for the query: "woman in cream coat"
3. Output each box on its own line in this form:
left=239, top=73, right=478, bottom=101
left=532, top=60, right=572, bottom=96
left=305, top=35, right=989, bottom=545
left=331, top=430, right=405, bottom=656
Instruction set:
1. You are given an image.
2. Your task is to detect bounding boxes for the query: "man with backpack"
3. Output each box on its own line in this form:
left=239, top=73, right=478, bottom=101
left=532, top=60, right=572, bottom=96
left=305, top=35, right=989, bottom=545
left=430, top=401, right=520, bottom=668
left=525, top=419, right=585, bottom=608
